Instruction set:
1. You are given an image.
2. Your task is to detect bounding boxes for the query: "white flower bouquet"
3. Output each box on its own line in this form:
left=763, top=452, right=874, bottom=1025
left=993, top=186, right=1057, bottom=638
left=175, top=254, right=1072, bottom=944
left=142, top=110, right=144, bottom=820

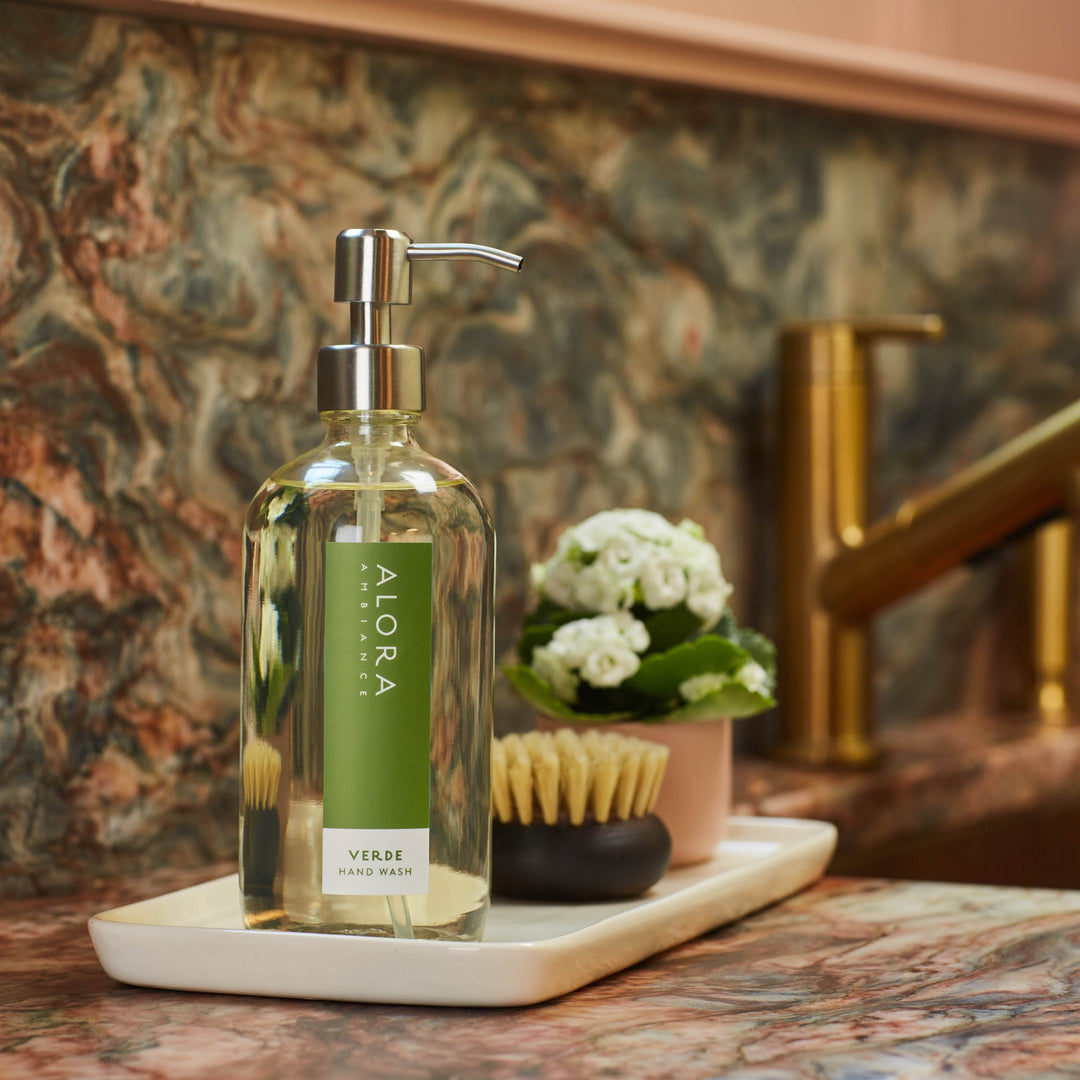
left=505, top=509, right=776, bottom=723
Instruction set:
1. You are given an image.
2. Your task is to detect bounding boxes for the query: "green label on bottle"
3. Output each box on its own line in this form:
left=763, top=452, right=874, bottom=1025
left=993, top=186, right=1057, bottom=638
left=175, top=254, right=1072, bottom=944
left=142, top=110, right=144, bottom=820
left=322, top=540, right=432, bottom=895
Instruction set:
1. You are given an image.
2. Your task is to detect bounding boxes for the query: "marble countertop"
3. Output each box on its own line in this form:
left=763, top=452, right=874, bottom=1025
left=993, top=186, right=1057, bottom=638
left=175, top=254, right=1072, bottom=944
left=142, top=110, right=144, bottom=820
left=734, top=713, right=1080, bottom=858
left=5, top=864, right=1080, bottom=1078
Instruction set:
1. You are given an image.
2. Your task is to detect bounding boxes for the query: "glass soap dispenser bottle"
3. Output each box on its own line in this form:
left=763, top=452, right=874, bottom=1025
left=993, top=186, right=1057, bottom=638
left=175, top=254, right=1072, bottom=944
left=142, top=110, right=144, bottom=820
left=240, top=228, right=523, bottom=940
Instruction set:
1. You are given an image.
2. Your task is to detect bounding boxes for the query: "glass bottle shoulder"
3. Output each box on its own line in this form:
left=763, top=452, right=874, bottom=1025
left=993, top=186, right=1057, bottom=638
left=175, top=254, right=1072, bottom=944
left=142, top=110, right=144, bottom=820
left=244, top=424, right=491, bottom=534
left=269, top=440, right=466, bottom=493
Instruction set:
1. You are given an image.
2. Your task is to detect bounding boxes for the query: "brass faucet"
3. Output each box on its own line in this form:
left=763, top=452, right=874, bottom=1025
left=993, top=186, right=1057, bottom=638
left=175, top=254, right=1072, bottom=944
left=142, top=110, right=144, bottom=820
left=777, top=317, right=1079, bottom=766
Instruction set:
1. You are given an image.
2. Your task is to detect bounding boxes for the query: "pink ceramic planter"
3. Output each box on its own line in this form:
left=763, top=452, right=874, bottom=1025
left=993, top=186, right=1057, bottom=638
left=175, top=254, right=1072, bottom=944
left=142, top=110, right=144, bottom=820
left=535, top=717, right=733, bottom=867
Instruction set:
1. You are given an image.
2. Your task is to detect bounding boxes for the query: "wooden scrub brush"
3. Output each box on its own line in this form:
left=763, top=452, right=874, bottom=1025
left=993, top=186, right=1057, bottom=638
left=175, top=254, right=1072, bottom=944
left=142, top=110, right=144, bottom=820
left=492, top=729, right=672, bottom=901
left=241, top=738, right=282, bottom=901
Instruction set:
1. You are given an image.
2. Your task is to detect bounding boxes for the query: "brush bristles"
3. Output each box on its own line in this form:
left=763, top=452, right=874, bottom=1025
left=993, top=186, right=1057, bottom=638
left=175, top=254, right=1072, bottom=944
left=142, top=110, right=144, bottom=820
left=492, top=729, right=669, bottom=826
left=243, top=738, right=282, bottom=810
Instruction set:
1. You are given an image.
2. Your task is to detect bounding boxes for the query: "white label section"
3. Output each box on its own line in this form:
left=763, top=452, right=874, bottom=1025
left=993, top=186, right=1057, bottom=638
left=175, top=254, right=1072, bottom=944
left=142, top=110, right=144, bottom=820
left=322, top=828, right=430, bottom=895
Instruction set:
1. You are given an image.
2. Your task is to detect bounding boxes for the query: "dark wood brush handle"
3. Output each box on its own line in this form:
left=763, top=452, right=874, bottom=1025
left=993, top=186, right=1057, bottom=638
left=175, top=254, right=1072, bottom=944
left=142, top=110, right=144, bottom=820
left=492, top=815, right=672, bottom=901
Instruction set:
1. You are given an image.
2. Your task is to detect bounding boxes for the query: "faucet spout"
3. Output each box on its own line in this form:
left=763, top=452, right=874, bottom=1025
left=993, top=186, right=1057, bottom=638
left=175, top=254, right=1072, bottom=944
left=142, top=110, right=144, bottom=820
left=821, top=399, right=1080, bottom=621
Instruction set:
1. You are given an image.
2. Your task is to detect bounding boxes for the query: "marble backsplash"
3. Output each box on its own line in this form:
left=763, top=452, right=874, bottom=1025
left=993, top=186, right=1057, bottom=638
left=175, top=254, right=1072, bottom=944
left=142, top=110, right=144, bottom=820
left=3, top=3, right=1080, bottom=895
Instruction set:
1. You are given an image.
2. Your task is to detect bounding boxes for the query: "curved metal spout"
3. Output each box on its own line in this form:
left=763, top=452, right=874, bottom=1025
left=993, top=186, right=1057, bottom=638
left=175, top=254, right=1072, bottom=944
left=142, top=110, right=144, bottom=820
left=821, top=399, right=1080, bottom=620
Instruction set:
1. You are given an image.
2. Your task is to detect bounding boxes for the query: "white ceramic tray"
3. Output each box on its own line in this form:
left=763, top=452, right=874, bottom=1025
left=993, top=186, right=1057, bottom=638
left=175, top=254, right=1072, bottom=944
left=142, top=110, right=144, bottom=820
left=89, top=816, right=836, bottom=1008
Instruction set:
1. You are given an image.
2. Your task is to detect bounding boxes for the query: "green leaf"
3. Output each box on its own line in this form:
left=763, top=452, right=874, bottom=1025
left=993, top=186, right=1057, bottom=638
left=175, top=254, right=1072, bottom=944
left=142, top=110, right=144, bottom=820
left=665, top=683, right=775, bottom=722
left=575, top=682, right=642, bottom=715
left=638, top=602, right=703, bottom=654
left=258, top=661, right=297, bottom=737
left=523, top=600, right=583, bottom=631
left=728, top=626, right=777, bottom=687
left=714, top=607, right=738, bottom=639
left=502, top=664, right=636, bottom=724
left=275, top=585, right=303, bottom=667
left=625, top=635, right=748, bottom=699
left=517, top=624, right=557, bottom=662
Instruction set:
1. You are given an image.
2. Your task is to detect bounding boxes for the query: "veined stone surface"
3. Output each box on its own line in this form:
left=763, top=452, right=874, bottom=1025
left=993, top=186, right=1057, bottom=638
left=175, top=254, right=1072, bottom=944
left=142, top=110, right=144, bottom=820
left=7, top=868, right=1080, bottom=1075
left=2, top=3, right=1080, bottom=893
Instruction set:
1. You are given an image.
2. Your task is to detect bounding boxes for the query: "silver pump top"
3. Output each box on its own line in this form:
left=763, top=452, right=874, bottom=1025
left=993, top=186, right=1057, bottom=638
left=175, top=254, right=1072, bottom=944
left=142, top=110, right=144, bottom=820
left=317, top=228, right=524, bottom=413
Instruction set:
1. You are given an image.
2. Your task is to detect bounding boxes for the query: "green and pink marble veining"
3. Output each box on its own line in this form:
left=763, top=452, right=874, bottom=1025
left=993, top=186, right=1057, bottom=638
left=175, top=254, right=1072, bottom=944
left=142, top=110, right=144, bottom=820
left=5, top=868, right=1080, bottom=1076
left=3, top=2, right=1080, bottom=894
